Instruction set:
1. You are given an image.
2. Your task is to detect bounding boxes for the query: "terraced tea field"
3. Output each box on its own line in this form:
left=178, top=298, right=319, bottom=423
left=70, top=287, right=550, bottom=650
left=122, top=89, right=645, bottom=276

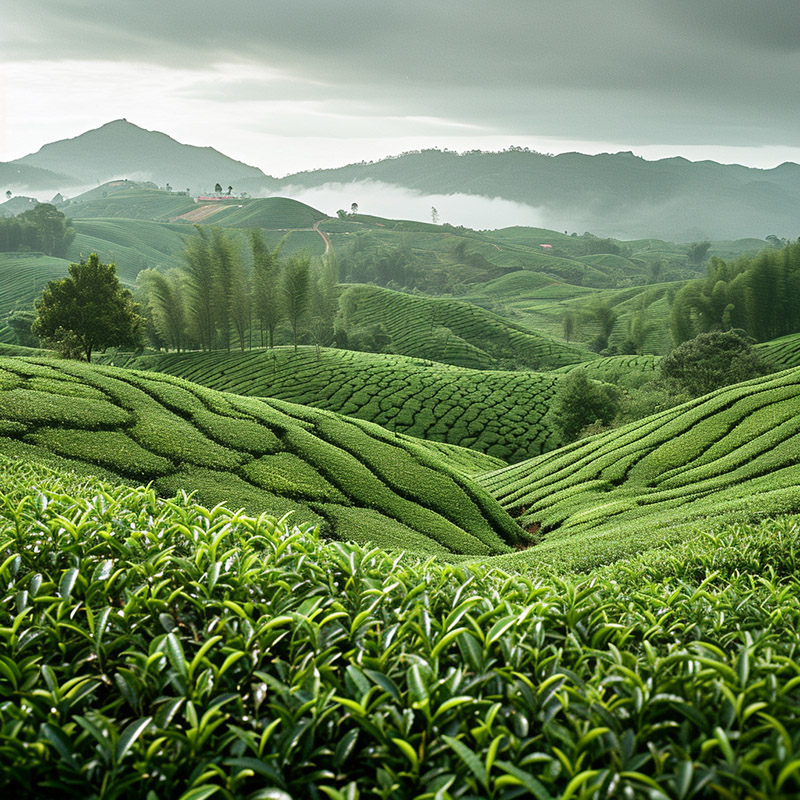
left=0, top=357, right=518, bottom=555
left=0, top=252, right=71, bottom=316
left=479, top=366, right=800, bottom=569
left=114, top=347, right=563, bottom=461
left=757, top=332, right=800, bottom=369
left=340, top=283, right=591, bottom=369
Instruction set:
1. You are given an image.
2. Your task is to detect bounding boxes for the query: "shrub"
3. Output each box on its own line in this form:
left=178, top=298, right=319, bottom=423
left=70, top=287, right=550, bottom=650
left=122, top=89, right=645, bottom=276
left=660, top=330, right=770, bottom=397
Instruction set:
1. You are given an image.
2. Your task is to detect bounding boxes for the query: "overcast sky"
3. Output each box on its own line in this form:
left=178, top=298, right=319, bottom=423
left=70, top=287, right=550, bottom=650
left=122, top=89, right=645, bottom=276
left=2, top=0, right=800, bottom=175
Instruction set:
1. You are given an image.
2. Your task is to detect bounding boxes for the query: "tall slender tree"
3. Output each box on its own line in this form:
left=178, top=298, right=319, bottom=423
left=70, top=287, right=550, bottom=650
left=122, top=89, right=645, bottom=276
left=251, top=230, right=284, bottom=348
left=281, top=252, right=311, bottom=352
left=182, top=227, right=216, bottom=350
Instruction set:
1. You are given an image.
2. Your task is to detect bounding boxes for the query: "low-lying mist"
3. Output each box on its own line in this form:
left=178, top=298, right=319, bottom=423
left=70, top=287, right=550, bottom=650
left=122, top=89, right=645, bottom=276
left=279, top=180, right=548, bottom=231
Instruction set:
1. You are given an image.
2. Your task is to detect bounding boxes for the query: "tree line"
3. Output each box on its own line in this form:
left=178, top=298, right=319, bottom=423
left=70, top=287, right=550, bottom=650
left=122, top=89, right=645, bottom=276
left=137, top=228, right=339, bottom=354
left=0, top=204, right=75, bottom=257
left=670, top=239, right=800, bottom=344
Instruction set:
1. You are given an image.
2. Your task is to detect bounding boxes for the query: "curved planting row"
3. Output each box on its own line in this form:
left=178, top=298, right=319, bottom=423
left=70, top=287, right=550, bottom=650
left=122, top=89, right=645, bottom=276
left=340, top=284, right=590, bottom=369
left=478, top=366, right=800, bottom=567
left=0, top=357, right=522, bottom=555
left=756, top=332, right=800, bottom=369
left=122, top=347, right=563, bottom=462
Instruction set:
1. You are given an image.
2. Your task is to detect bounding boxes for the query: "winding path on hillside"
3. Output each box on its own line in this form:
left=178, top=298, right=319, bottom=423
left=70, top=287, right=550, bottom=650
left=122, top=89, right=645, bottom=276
left=314, top=220, right=332, bottom=255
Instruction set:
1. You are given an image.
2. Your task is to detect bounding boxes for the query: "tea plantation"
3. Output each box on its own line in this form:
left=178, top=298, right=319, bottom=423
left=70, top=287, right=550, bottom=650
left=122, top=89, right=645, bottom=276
left=2, top=455, right=800, bottom=797
left=115, top=347, right=562, bottom=461
left=338, top=284, right=590, bottom=369
left=0, top=357, right=520, bottom=556
left=479, top=366, right=800, bottom=571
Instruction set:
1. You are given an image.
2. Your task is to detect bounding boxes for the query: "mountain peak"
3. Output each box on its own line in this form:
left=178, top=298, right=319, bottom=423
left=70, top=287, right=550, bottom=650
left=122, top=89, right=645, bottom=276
left=12, top=120, right=274, bottom=192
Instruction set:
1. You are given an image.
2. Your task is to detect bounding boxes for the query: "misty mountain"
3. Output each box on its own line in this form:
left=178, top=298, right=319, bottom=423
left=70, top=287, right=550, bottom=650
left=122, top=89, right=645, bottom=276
left=0, top=161, right=76, bottom=193
left=276, top=149, right=800, bottom=241
left=10, top=120, right=278, bottom=195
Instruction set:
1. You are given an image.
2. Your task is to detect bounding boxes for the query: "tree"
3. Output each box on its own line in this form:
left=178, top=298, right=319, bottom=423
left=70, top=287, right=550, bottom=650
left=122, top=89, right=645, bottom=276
left=281, top=252, right=311, bottom=351
left=4, top=191, right=10, bottom=200
left=182, top=227, right=216, bottom=349
left=431, top=206, right=439, bottom=224
left=660, top=330, right=770, bottom=397
left=137, top=268, right=188, bottom=352
left=32, top=253, right=143, bottom=361
left=227, top=185, right=233, bottom=195
left=687, top=241, right=712, bottom=267
left=548, top=370, right=618, bottom=442
left=250, top=230, right=284, bottom=348
left=350, top=202, right=359, bottom=215
left=214, top=183, right=222, bottom=195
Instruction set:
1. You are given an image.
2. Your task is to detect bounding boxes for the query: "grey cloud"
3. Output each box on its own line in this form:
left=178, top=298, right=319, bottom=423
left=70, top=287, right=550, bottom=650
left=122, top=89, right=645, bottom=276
left=4, top=0, right=800, bottom=148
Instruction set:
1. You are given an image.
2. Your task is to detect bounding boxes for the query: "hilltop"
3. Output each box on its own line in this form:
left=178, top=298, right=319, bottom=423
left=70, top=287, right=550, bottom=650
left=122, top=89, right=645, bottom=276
left=8, top=120, right=278, bottom=195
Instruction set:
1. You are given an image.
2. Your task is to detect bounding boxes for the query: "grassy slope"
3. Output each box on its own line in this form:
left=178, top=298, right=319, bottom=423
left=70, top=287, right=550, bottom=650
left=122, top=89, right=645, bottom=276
left=340, top=283, right=591, bottom=369
left=109, top=346, right=563, bottom=462
left=0, top=356, right=519, bottom=556
left=478, top=366, right=800, bottom=569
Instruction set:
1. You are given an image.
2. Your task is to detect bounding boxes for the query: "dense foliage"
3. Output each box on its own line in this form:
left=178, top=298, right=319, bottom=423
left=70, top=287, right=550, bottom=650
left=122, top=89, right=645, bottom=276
left=670, top=240, right=800, bottom=344
left=32, top=254, right=144, bottom=361
left=2, top=458, right=800, bottom=798
left=0, top=204, right=75, bottom=257
left=660, top=331, right=770, bottom=397
left=546, top=370, right=618, bottom=442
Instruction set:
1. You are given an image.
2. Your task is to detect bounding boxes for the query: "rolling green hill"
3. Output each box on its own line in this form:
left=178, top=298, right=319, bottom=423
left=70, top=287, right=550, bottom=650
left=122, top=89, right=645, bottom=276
left=108, top=346, right=563, bottom=461
left=339, top=283, right=591, bottom=369
left=478, top=366, right=800, bottom=569
left=0, top=357, right=521, bottom=555
left=0, top=252, right=71, bottom=316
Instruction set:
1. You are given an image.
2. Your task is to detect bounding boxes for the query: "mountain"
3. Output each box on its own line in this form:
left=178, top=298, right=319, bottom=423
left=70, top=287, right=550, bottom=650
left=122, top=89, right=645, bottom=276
left=0, top=161, right=76, bottom=194
left=276, top=149, right=800, bottom=241
left=11, top=119, right=278, bottom=195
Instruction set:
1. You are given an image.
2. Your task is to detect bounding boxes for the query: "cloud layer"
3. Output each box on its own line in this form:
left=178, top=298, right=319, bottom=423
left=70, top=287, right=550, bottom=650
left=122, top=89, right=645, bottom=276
left=3, top=1, right=799, bottom=171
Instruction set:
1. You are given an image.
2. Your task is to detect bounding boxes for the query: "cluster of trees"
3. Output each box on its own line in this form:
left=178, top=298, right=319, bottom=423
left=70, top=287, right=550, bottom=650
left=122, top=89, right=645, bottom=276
left=670, top=240, right=800, bottom=344
left=0, top=204, right=75, bottom=257
left=138, top=228, right=339, bottom=353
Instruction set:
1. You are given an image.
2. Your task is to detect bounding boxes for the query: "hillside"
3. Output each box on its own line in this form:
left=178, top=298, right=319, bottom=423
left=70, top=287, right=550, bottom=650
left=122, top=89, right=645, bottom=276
left=339, top=283, right=591, bottom=369
left=108, top=346, right=563, bottom=461
left=12, top=119, right=277, bottom=194
left=0, top=357, right=520, bottom=555
left=478, top=366, right=800, bottom=569
left=278, top=149, right=800, bottom=240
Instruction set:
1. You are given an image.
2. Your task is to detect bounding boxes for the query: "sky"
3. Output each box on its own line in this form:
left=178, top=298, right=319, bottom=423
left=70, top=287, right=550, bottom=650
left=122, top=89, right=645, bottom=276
left=2, top=0, right=800, bottom=176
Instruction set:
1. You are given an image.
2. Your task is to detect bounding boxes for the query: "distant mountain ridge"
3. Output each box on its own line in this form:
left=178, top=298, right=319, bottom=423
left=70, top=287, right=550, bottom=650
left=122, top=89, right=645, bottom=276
left=9, top=120, right=278, bottom=195
left=275, top=149, right=800, bottom=241
left=2, top=120, right=799, bottom=240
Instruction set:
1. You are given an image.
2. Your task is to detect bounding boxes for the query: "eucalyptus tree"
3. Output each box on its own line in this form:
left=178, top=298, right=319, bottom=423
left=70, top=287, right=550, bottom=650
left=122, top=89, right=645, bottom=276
left=137, top=268, right=188, bottom=353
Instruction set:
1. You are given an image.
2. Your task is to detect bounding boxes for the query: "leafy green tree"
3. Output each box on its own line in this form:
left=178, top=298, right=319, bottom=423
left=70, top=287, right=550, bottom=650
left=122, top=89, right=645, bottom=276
left=660, top=330, right=770, bottom=397
left=282, top=252, right=311, bottom=351
left=32, top=253, right=142, bottom=361
left=548, top=370, right=618, bottom=442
